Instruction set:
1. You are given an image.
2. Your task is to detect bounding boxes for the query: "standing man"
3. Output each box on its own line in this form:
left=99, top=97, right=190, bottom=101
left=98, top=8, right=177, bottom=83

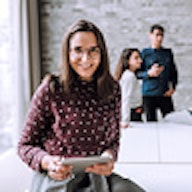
left=137, top=24, right=178, bottom=121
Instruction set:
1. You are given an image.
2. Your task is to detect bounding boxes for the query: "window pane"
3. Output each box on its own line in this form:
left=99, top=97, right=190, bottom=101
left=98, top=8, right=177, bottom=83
left=0, top=0, right=16, bottom=153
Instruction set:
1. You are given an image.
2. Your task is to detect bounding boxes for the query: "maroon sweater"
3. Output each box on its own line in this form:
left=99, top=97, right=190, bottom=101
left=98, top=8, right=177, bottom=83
left=18, top=78, right=121, bottom=171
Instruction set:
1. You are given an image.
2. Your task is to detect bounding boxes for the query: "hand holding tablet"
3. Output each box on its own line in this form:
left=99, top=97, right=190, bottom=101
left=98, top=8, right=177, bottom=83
left=60, top=156, right=112, bottom=173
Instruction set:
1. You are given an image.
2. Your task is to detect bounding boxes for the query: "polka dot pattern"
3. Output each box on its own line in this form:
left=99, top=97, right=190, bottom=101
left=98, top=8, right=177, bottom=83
left=18, top=78, right=121, bottom=171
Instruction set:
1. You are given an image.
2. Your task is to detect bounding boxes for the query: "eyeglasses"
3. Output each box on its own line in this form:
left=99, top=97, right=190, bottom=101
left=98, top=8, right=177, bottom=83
left=70, top=46, right=101, bottom=59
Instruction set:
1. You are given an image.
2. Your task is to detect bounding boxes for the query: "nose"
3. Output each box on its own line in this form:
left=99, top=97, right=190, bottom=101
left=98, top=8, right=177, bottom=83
left=81, top=51, right=90, bottom=62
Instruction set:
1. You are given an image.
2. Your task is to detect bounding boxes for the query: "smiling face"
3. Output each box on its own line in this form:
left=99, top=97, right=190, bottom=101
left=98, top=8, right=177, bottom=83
left=69, top=31, right=101, bottom=81
left=128, top=51, right=142, bottom=72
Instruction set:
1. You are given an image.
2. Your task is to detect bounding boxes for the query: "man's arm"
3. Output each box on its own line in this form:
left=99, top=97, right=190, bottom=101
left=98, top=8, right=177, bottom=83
left=164, top=49, right=178, bottom=97
left=169, top=49, right=178, bottom=89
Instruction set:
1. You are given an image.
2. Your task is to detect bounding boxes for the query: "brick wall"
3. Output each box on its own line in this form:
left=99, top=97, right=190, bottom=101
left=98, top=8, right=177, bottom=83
left=39, top=0, right=192, bottom=110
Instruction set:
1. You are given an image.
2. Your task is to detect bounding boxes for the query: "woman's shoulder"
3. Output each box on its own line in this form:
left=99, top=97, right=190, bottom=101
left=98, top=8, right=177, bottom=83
left=41, top=73, right=61, bottom=93
left=121, top=70, right=135, bottom=80
left=32, top=74, right=60, bottom=99
left=42, top=73, right=59, bottom=83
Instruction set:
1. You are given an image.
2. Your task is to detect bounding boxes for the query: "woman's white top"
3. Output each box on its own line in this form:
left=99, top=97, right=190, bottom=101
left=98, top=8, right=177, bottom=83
left=119, top=70, right=142, bottom=125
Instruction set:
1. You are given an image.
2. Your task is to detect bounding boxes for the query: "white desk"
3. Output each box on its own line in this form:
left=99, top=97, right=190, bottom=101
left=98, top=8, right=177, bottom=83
left=114, top=122, right=192, bottom=192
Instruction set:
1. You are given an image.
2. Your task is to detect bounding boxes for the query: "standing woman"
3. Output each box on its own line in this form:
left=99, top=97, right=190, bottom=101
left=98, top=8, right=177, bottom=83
left=18, top=20, right=145, bottom=192
left=114, top=48, right=143, bottom=128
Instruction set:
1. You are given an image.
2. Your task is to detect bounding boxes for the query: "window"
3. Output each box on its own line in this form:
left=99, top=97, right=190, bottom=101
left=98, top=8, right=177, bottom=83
left=0, top=0, right=41, bottom=155
left=0, top=0, right=16, bottom=153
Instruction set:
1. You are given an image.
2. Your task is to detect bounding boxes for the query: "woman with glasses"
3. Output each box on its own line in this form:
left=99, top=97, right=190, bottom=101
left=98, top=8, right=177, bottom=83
left=17, top=20, right=145, bottom=192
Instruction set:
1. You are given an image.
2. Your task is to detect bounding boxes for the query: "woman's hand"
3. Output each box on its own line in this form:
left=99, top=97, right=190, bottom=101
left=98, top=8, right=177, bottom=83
left=120, top=122, right=130, bottom=128
left=148, top=63, right=164, bottom=77
left=85, top=160, right=114, bottom=176
left=85, top=151, right=114, bottom=176
left=41, top=155, right=73, bottom=180
left=121, top=124, right=130, bottom=128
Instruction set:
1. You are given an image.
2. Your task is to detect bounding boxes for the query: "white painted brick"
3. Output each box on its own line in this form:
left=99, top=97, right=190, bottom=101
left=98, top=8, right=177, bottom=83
left=39, top=0, right=192, bottom=110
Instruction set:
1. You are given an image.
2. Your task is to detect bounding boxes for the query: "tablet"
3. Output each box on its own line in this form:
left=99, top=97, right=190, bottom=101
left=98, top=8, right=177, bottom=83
left=60, top=156, right=112, bottom=173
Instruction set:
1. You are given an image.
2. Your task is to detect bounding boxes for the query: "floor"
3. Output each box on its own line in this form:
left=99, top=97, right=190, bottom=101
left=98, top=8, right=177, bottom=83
left=114, top=122, right=192, bottom=192
left=0, top=122, right=192, bottom=192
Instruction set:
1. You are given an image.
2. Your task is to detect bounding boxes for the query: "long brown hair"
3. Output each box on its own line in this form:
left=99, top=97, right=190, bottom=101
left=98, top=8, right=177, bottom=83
left=59, top=19, right=114, bottom=100
left=114, top=48, right=140, bottom=81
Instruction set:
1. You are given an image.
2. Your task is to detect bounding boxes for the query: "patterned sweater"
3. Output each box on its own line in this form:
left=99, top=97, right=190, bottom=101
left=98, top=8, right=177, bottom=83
left=18, top=77, right=121, bottom=172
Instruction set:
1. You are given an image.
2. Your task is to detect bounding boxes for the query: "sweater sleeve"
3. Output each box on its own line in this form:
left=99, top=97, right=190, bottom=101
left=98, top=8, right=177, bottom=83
left=17, top=80, right=53, bottom=172
left=105, top=82, right=121, bottom=161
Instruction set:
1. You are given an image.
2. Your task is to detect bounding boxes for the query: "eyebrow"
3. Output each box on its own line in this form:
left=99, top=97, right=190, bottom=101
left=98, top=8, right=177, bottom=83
left=71, top=45, right=99, bottom=49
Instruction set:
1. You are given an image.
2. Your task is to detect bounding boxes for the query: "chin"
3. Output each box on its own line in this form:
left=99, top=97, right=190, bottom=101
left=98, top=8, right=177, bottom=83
left=80, top=75, right=93, bottom=81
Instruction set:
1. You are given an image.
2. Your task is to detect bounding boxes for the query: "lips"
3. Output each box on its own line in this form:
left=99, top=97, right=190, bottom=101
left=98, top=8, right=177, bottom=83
left=79, top=64, right=93, bottom=70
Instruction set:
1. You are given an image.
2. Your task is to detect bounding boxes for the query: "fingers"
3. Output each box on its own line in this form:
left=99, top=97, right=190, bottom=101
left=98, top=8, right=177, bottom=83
left=120, top=123, right=130, bottom=128
left=48, top=164, right=72, bottom=180
left=154, top=66, right=163, bottom=76
left=86, top=161, right=114, bottom=176
left=148, top=65, right=163, bottom=77
left=48, top=168, right=72, bottom=180
left=86, top=165, right=113, bottom=176
left=153, top=63, right=159, bottom=67
left=46, top=156, right=73, bottom=180
left=41, top=155, right=59, bottom=171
